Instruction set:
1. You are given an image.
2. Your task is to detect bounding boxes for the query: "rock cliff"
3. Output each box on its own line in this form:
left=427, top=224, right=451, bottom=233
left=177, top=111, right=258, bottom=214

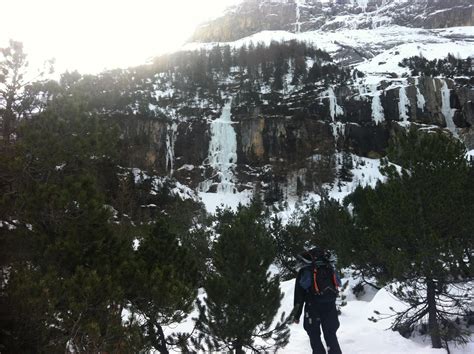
left=191, top=0, right=474, bottom=43
left=59, top=1, right=473, bottom=203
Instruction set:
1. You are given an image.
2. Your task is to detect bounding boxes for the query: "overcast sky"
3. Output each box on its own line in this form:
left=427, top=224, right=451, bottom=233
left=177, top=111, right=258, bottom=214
left=1, top=0, right=242, bottom=74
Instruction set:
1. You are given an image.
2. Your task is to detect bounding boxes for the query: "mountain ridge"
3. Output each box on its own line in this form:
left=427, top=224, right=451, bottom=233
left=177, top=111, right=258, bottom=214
left=190, top=0, right=474, bottom=43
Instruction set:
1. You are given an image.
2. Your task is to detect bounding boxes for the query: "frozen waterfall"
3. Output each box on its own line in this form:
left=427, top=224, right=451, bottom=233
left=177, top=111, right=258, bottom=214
left=371, top=89, right=385, bottom=125
left=414, top=78, right=425, bottom=111
left=295, top=0, right=303, bottom=33
left=322, top=87, right=343, bottom=122
left=441, top=80, right=458, bottom=137
left=398, top=86, right=410, bottom=125
left=202, top=100, right=237, bottom=194
left=165, top=122, right=178, bottom=176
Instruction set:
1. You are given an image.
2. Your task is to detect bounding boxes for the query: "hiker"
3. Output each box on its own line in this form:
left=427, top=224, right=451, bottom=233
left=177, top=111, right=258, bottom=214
left=293, top=247, right=342, bottom=354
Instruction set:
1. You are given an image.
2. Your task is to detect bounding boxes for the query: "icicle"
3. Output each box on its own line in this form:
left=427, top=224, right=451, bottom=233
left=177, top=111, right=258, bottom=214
left=295, top=0, right=302, bottom=33
left=416, top=88, right=425, bottom=111
left=202, top=100, right=238, bottom=194
left=440, top=79, right=458, bottom=137
left=323, top=87, right=343, bottom=122
left=351, top=0, right=368, bottom=12
left=398, top=86, right=410, bottom=124
left=320, top=86, right=344, bottom=146
left=371, top=89, right=385, bottom=125
left=414, top=78, right=425, bottom=111
left=165, top=122, right=178, bottom=176
left=330, top=122, right=346, bottom=147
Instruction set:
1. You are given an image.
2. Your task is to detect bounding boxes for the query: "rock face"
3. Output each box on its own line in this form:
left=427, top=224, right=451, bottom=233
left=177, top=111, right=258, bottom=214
left=423, top=1, right=474, bottom=28
left=113, top=69, right=473, bottom=198
left=191, top=0, right=298, bottom=43
left=71, top=0, right=473, bottom=201
left=190, top=0, right=474, bottom=43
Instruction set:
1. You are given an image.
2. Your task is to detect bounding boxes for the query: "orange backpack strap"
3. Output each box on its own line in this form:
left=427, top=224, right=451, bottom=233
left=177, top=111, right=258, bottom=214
left=332, top=272, right=339, bottom=289
left=313, top=268, right=320, bottom=294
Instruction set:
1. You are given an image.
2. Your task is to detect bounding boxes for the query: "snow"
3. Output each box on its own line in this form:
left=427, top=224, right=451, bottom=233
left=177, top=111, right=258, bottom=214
left=163, top=275, right=473, bottom=354
left=280, top=279, right=447, bottom=354
left=330, top=155, right=387, bottom=202
left=350, top=0, right=369, bottom=12
left=199, top=189, right=253, bottom=214
left=170, top=180, right=200, bottom=202
left=130, top=167, right=200, bottom=202
left=0, top=220, right=17, bottom=231
left=271, top=155, right=388, bottom=225
left=467, top=150, right=474, bottom=160
left=184, top=25, right=474, bottom=77
left=356, top=40, right=474, bottom=76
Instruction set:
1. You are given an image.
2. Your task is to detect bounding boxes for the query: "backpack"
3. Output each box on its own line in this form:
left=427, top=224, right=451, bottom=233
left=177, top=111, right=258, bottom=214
left=298, top=249, right=339, bottom=296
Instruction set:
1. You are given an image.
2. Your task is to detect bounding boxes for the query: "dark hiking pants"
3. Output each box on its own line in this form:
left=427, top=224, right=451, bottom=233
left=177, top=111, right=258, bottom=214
left=303, top=300, right=341, bottom=354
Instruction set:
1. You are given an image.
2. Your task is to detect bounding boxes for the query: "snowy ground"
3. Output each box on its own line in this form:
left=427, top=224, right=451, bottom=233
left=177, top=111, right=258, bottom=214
left=163, top=275, right=473, bottom=354
left=279, top=277, right=473, bottom=354
left=199, top=155, right=385, bottom=215
left=198, top=189, right=253, bottom=213
left=183, top=25, right=474, bottom=77
left=190, top=155, right=473, bottom=353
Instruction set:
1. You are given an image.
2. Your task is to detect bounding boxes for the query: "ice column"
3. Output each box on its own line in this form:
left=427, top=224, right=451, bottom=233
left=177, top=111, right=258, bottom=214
left=414, top=78, right=426, bottom=111
left=295, top=0, right=302, bottom=33
left=351, top=0, right=368, bottom=12
left=324, top=87, right=344, bottom=122
left=398, top=86, right=410, bottom=124
left=165, top=122, right=178, bottom=176
left=441, top=80, right=458, bottom=137
left=205, top=100, right=237, bottom=194
left=416, top=88, right=426, bottom=111
left=321, top=87, right=344, bottom=146
left=371, top=90, right=385, bottom=125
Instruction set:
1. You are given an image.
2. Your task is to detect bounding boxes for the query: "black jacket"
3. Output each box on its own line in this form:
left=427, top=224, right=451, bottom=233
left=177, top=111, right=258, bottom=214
left=293, top=266, right=339, bottom=321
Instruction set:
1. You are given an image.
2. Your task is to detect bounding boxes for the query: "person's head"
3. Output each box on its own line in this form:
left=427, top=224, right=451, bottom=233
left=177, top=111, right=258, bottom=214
left=296, top=250, right=313, bottom=265
left=296, top=246, right=329, bottom=267
left=308, top=246, right=326, bottom=260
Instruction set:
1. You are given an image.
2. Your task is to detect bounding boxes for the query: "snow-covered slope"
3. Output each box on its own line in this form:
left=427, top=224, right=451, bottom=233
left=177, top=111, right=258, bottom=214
left=279, top=277, right=474, bottom=354
left=163, top=275, right=474, bottom=353
left=191, top=0, right=474, bottom=43
left=185, top=25, right=474, bottom=68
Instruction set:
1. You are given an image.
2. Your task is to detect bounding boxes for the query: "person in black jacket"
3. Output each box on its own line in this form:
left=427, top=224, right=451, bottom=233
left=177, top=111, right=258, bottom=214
left=293, top=248, right=342, bottom=354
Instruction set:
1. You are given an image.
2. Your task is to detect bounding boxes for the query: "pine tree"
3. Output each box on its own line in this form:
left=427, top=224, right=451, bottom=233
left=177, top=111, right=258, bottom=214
left=195, top=201, right=290, bottom=353
left=345, top=128, right=474, bottom=349
left=222, top=45, right=232, bottom=74
left=126, top=217, right=199, bottom=354
left=0, top=40, right=28, bottom=143
left=271, top=214, right=311, bottom=280
left=306, top=62, right=322, bottom=83
left=303, top=198, right=355, bottom=266
left=1, top=109, right=134, bottom=352
left=0, top=40, right=54, bottom=143
left=1, top=107, right=202, bottom=353
left=337, top=151, right=354, bottom=183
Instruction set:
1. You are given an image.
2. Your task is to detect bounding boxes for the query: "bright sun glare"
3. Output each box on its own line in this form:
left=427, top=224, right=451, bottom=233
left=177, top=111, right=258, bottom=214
left=1, top=0, right=242, bottom=74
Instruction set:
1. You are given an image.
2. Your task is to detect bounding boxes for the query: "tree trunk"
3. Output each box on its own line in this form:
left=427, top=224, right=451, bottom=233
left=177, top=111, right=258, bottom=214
left=2, top=97, right=14, bottom=144
left=427, top=279, right=442, bottom=349
left=156, top=323, right=169, bottom=354
left=234, top=340, right=244, bottom=354
left=148, top=320, right=169, bottom=354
